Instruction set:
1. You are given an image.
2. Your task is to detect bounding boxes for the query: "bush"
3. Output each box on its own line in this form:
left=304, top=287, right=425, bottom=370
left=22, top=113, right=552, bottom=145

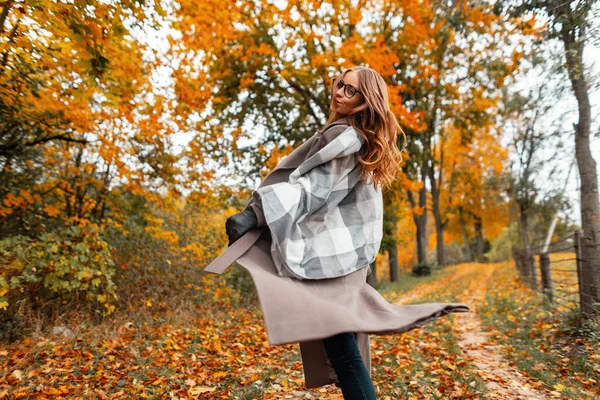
left=0, top=224, right=117, bottom=314
left=103, top=196, right=232, bottom=310
left=411, top=262, right=431, bottom=276
left=223, top=263, right=258, bottom=306
left=488, top=223, right=520, bottom=262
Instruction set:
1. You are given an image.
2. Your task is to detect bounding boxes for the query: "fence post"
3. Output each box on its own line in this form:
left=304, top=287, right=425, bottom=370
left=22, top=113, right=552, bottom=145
left=575, top=230, right=594, bottom=318
left=539, top=252, right=553, bottom=302
left=512, top=246, right=522, bottom=277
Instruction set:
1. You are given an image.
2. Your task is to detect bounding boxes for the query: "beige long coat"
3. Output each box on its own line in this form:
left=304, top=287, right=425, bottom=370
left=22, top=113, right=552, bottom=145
left=205, top=118, right=470, bottom=389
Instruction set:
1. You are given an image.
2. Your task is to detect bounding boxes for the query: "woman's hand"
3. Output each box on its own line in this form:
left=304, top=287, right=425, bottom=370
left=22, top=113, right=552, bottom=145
left=225, top=208, right=258, bottom=246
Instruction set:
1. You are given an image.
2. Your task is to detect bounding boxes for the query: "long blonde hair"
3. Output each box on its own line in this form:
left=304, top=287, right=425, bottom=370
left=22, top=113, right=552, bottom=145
left=324, top=66, right=406, bottom=192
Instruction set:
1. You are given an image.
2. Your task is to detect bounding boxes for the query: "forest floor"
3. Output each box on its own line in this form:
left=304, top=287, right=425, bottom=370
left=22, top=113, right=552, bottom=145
left=1, top=260, right=599, bottom=399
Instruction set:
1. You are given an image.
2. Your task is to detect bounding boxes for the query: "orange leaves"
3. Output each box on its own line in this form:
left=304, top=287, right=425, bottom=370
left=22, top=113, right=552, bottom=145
left=0, top=1, right=173, bottom=233
left=144, top=226, right=179, bottom=246
left=2, top=191, right=36, bottom=210
left=172, top=67, right=211, bottom=113
left=412, top=205, right=426, bottom=216
left=9, top=260, right=594, bottom=398
left=212, top=371, right=227, bottom=380
left=362, top=36, right=401, bottom=78
left=188, top=385, right=216, bottom=396
left=43, top=205, right=61, bottom=218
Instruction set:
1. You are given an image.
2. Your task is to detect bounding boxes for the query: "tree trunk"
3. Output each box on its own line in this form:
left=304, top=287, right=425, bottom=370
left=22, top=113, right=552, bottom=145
left=519, top=203, right=538, bottom=288
left=474, top=216, right=484, bottom=262
left=539, top=252, right=554, bottom=302
left=561, top=19, right=600, bottom=307
left=388, top=212, right=400, bottom=282
left=520, top=206, right=530, bottom=253
left=408, top=186, right=427, bottom=265
left=520, top=207, right=531, bottom=282
left=459, top=208, right=473, bottom=262
left=429, top=162, right=446, bottom=267
left=430, top=182, right=445, bottom=267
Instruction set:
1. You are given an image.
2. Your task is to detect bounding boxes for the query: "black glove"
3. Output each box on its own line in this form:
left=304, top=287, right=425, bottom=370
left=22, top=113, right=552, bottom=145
left=225, top=207, right=258, bottom=246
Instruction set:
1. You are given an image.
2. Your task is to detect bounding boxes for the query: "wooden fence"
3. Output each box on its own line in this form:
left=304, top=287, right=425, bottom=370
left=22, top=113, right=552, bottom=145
left=512, top=230, right=598, bottom=319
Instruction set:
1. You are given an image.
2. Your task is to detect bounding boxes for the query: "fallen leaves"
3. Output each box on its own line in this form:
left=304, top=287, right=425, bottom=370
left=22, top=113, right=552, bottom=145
left=478, top=259, right=600, bottom=398
left=2, top=260, right=598, bottom=399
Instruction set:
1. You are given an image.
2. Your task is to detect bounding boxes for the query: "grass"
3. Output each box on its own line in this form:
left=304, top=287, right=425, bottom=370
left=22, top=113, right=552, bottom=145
left=376, top=264, right=457, bottom=302
left=367, top=263, right=489, bottom=399
left=478, top=260, right=600, bottom=399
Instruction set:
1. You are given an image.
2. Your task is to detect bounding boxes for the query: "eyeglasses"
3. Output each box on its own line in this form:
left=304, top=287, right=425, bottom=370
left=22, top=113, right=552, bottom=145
left=332, top=79, right=362, bottom=99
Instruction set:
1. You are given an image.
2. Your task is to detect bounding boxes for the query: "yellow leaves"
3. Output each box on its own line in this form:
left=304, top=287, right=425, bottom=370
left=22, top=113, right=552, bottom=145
left=182, top=243, right=206, bottom=262
left=88, top=21, right=106, bottom=43
left=144, top=225, right=179, bottom=246
left=104, top=303, right=115, bottom=314
left=213, top=286, right=234, bottom=302
left=188, top=386, right=216, bottom=396
left=444, top=360, right=457, bottom=370
left=212, top=371, right=228, bottom=380
left=553, top=383, right=566, bottom=392
left=213, top=339, right=223, bottom=352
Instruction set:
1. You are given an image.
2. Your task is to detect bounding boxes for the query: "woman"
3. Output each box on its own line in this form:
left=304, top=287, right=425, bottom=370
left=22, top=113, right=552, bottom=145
left=219, top=66, right=469, bottom=399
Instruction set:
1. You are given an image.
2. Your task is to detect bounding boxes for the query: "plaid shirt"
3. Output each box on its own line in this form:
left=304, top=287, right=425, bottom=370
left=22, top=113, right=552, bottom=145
left=253, top=125, right=383, bottom=280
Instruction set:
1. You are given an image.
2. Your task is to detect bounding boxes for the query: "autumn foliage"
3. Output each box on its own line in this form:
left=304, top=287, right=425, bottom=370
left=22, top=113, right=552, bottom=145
left=1, top=1, right=594, bottom=398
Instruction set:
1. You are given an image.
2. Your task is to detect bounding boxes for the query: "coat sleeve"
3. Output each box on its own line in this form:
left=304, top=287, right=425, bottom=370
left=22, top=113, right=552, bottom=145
left=252, top=131, right=366, bottom=277
left=254, top=149, right=364, bottom=279
left=256, top=152, right=359, bottom=221
left=243, top=124, right=350, bottom=229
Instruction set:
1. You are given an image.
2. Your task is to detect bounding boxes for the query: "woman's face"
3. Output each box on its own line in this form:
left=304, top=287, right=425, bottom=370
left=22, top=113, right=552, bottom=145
left=333, top=70, right=364, bottom=117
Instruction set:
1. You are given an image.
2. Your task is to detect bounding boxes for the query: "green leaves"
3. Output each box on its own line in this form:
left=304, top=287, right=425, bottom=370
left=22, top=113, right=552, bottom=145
left=0, top=223, right=117, bottom=314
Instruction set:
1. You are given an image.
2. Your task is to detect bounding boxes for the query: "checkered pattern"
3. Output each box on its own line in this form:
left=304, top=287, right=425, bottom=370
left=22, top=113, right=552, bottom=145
left=255, top=126, right=384, bottom=280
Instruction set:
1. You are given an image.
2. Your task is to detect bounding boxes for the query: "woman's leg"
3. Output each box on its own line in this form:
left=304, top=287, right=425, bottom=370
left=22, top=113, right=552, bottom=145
left=322, top=332, right=377, bottom=400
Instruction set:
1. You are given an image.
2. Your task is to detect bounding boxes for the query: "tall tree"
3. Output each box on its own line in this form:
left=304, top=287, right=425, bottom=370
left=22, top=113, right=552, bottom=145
left=0, top=1, right=190, bottom=237
left=378, top=0, right=529, bottom=266
left=169, top=0, right=531, bottom=269
left=500, top=67, right=570, bottom=283
left=497, top=0, right=600, bottom=310
left=444, top=124, right=509, bottom=263
left=168, top=0, right=424, bottom=261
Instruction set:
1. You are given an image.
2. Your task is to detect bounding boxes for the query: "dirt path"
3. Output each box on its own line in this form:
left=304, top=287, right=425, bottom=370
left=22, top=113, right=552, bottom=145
left=452, top=264, right=552, bottom=400
left=276, top=263, right=561, bottom=399
left=392, top=265, right=473, bottom=305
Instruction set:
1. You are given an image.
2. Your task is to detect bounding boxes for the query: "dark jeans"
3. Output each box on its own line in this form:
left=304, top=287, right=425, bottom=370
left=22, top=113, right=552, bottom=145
left=322, top=332, right=377, bottom=400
